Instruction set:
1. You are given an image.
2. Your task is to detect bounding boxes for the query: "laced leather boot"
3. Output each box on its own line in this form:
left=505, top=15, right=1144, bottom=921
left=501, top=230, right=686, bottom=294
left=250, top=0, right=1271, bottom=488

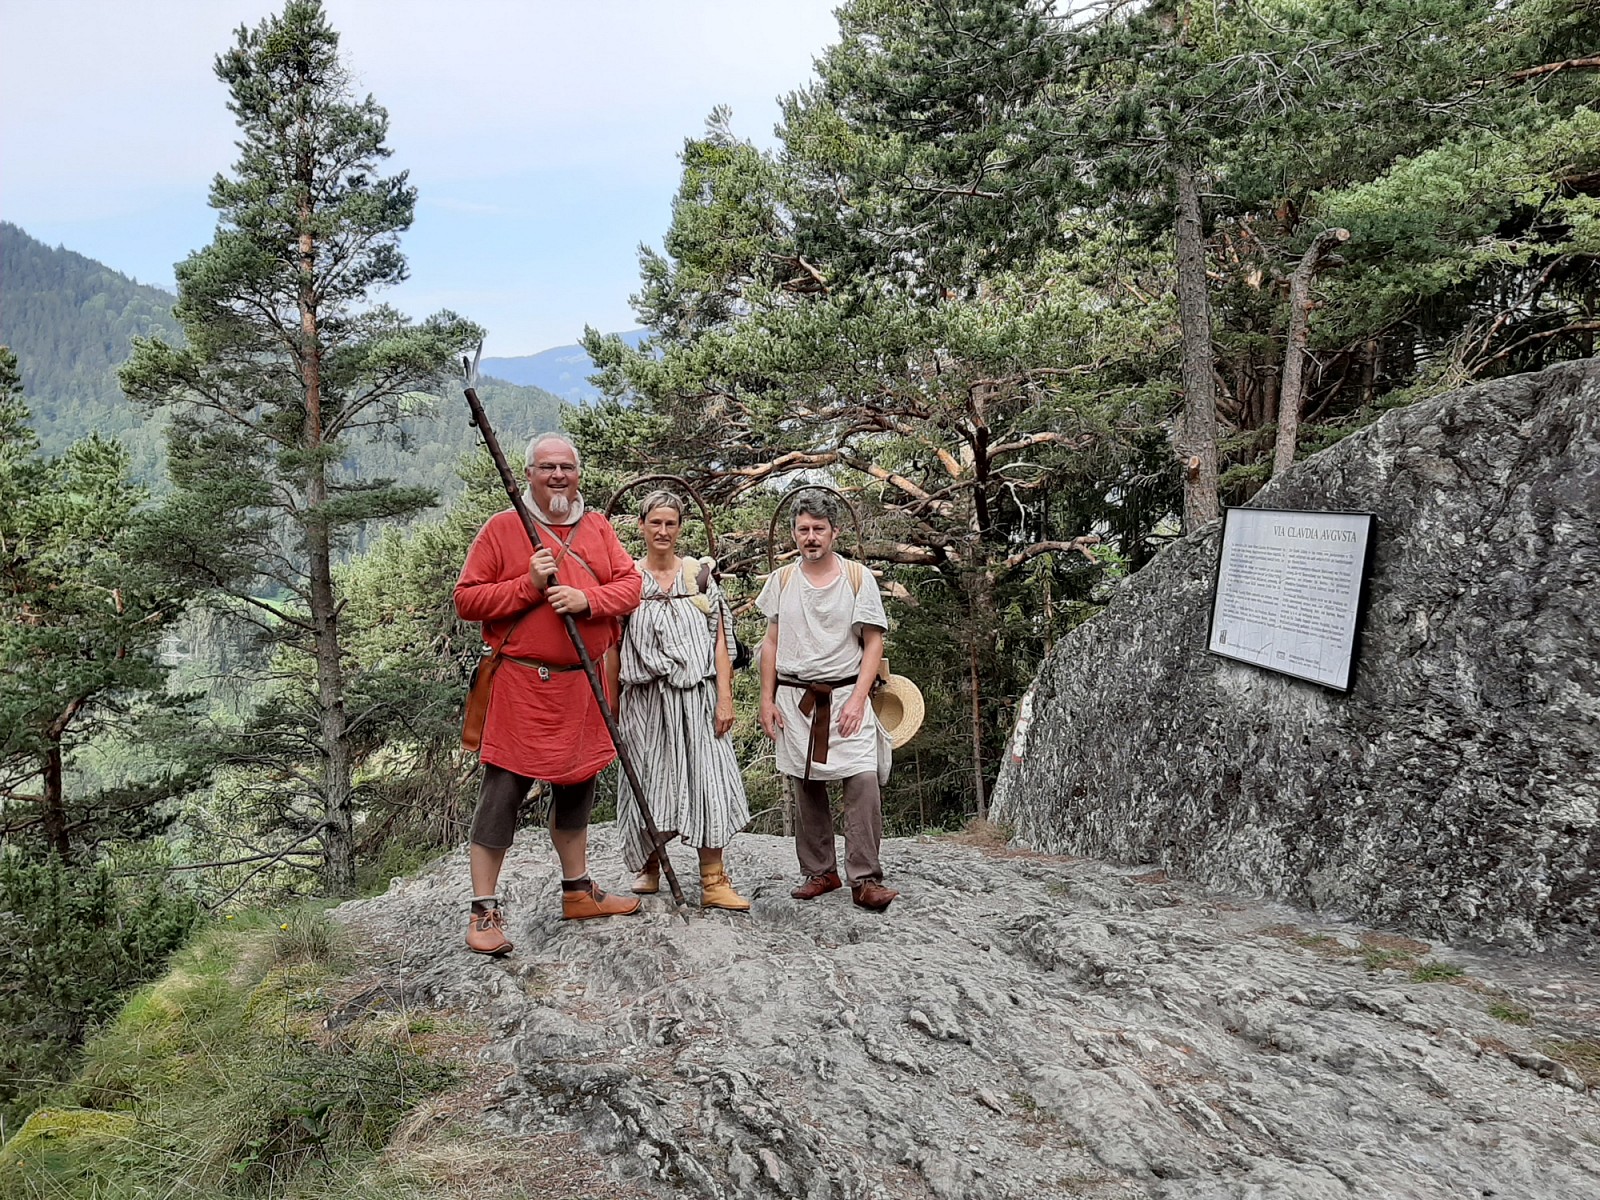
left=699, top=863, right=751, bottom=912
left=465, top=906, right=514, bottom=955
left=561, top=877, right=642, bottom=920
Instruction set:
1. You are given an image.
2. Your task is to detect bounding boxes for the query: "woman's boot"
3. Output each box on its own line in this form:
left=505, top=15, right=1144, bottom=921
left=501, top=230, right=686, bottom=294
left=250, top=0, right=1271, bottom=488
left=631, top=854, right=660, bottom=895
left=700, top=861, right=751, bottom=912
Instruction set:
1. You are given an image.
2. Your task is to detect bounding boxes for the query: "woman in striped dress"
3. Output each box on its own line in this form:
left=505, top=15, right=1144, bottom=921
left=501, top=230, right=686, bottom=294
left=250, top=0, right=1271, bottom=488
left=614, top=491, right=751, bottom=911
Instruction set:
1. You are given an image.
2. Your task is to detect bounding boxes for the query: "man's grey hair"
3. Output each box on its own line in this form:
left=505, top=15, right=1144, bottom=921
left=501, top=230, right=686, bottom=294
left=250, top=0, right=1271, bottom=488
left=525, top=432, right=582, bottom=469
left=790, top=487, right=840, bottom=527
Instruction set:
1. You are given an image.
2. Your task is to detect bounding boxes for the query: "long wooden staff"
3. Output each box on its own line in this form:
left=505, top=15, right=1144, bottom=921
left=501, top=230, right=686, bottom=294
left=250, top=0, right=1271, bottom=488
left=462, top=360, right=689, bottom=914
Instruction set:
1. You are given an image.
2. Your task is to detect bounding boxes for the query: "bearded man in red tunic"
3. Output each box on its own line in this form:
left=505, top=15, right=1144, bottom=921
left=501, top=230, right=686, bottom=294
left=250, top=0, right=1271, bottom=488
left=454, top=432, right=643, bottom=954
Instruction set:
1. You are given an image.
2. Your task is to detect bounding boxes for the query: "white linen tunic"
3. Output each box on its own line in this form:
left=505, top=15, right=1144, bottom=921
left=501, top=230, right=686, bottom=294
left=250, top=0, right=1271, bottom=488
left=755, top=560, right=889, bottom=782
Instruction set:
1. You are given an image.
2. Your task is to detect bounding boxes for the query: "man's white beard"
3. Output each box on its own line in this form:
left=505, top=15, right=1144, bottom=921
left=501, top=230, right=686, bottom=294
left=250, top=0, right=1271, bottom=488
left=522, top=487, right=585, bottom=526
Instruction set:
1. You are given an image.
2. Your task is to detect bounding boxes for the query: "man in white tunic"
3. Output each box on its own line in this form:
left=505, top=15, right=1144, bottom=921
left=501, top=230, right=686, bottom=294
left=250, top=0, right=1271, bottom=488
left=757, top=490, right=898, bottom=911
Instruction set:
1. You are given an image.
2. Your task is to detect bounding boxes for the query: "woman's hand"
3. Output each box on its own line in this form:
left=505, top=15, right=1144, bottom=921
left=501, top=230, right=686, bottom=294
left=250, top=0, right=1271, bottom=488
left=714, top=691, right=735, bottom=738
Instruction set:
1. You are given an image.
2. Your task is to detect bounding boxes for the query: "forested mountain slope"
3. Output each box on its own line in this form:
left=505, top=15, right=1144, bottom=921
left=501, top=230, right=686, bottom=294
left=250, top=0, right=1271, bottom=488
left=0, top=222, right=182, bottom=476
left=0, top=222, right=565, bottom=496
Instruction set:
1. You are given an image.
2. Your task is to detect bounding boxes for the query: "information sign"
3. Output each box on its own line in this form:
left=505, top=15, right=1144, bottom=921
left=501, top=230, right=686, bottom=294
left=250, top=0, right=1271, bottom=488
left=1208, top=507, right=1376, bottom=691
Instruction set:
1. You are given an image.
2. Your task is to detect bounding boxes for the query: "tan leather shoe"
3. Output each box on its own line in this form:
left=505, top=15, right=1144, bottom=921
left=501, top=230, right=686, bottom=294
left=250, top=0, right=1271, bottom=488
left=851, top=880, right=898, bottom=912
left=631, top=865, right=660, bottom=894
left=465, top=907, right=513, bottom=955
left=790, top=871, right=842, bottom=900
left=700, top=864, right=751, bottom=912
left=561, top=879, right=642, bottom=920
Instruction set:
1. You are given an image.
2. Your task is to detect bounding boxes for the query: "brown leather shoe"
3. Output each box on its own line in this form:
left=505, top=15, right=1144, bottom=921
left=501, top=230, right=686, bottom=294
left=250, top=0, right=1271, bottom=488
left=851, top=880, right=898, bottom=911
left=561, top=879, right=642, bottom=920
left=790, top=871, right=842, bottom=900
left=465, top=907, right=513, bottom=955
left=631, top=865, right=660, bottom=895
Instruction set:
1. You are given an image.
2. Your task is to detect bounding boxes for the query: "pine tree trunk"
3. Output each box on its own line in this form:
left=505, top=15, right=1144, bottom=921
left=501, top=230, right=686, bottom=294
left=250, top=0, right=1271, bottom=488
left=969, top=639, right=987, bottom=822
left=310, top=521, right=355, bottom=895
left=1174, top=159, right=1220, bottom=531
left=298, top=158, right=356, bottom=896
left=42, top=740, right=71, bottom=862
left=1273, top=228, right=1349, bottom=477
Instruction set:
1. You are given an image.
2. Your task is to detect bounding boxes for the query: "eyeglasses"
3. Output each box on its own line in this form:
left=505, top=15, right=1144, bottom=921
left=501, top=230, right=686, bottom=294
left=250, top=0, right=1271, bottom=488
left=531, top=463, right=578, bottom=474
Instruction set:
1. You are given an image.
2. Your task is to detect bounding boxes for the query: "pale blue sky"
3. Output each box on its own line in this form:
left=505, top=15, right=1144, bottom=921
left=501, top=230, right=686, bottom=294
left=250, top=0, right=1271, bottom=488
left=0, top=0, right=839, bottom=356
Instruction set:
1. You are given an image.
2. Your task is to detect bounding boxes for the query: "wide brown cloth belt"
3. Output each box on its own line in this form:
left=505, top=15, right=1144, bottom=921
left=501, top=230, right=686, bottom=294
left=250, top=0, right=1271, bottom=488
left=778, top=676, right=858, bottom=778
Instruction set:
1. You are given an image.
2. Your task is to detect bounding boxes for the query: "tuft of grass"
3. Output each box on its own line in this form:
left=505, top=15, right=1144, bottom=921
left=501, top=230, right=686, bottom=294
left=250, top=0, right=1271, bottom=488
left=1488, top=1001, right=1534, bottom=1026
left=1410, top=960, right=1466, bottom=983
left=942, top=817, right=1014, bottom=848
left=1009, top=1090, right=1049, bottom=1118
left=273, top=906, right=340, bottom=967
left=1361, top=946, right=1415, bottom=972
left=1264, top=925, right=1441, bottom=978
left=1539, top=1039, right=1600, bottom=1088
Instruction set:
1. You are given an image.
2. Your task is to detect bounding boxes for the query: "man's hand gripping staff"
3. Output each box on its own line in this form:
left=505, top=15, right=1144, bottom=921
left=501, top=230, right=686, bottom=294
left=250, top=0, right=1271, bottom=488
left=461, top=354, right=690, bottom=916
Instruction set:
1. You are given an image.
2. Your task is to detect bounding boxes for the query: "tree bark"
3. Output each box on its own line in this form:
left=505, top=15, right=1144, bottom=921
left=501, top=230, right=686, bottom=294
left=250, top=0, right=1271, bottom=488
left=38, top=695, right=88, bottom=862
left=297, top=94, right=355, bottom=896
left=1174, top=159, right=1219, bottom=530
left=969, top=640, right=987, bottom=822
left=1272, top=228, right=1350, bottom=477
left=42, top=740, right=70, bottom=862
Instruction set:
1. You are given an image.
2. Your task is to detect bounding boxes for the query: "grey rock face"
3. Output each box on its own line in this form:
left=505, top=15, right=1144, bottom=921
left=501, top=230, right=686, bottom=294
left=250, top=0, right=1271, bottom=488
left=994, top=360, right=1600, bottom=950
left=335, top=828, right=1600, bottom=1199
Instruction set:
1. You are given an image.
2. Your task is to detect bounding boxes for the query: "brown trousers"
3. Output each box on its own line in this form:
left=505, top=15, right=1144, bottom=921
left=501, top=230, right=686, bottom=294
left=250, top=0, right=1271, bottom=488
left=470, top=765, right=597, bottom=850
left=792, top=772, right=883, bottom=884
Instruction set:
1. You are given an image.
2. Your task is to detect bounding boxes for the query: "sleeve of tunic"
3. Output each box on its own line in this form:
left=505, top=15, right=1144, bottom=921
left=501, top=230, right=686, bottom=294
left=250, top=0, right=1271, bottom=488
left=454, top=515, right=541, bottom=622
left=851, top=567, right=889, bottom=634
left=580, top=517, right=644, bottom=619
left=755, top=570, right=782, bottom=623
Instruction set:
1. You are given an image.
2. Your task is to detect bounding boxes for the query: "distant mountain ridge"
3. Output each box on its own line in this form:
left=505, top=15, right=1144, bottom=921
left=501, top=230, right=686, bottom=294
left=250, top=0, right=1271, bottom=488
left=482, top=329, right=647, bottom=402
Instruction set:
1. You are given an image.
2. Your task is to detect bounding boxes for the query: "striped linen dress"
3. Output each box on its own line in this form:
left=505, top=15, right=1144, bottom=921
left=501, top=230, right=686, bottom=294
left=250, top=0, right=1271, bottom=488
left=615, top=566, right=751, bottom=871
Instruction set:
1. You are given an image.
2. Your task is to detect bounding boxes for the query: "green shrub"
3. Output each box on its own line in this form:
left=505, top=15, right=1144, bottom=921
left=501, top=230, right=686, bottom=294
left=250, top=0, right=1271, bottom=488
left=0, top=854, right=198, bottom=1134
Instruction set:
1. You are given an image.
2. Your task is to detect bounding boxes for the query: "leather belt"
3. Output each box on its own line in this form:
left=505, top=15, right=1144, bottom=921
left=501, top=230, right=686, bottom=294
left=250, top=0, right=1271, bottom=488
left=504, top=656, right=582, bottom=682
left=778, top=676, right=857, bottom=778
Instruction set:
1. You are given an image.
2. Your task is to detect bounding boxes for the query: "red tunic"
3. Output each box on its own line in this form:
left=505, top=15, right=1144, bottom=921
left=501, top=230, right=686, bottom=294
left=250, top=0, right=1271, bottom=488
left=454, top=509, right=641, bottom=783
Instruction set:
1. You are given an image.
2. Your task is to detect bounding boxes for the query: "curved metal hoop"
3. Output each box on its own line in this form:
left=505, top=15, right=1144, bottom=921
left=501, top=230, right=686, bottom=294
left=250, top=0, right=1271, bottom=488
left=765, top=484, right=864, bottom=571
left=603, top=473, right=717, bottom=559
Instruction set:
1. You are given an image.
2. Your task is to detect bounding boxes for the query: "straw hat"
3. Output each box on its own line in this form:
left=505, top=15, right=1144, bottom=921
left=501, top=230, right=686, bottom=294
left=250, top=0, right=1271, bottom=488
left=872, top=674, right=925, bottom=750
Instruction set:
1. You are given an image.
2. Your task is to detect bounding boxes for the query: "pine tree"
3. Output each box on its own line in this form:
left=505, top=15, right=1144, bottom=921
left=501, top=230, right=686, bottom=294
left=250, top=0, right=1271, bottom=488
left=120, top=0, right=480, bottom=894
left=0, top=348, right=188, bottom=860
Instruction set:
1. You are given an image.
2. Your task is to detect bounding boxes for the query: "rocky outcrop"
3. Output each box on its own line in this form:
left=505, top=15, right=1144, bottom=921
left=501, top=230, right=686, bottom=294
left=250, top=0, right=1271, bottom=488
left=336, top=828, right=1600, bottom=1199
left=993, top=359, right=1600, bottom=950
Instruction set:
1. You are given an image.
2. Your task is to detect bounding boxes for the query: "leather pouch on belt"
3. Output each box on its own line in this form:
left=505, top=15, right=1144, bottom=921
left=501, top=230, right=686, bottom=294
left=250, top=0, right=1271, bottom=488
left=460, top=651, right=502, bottom=752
